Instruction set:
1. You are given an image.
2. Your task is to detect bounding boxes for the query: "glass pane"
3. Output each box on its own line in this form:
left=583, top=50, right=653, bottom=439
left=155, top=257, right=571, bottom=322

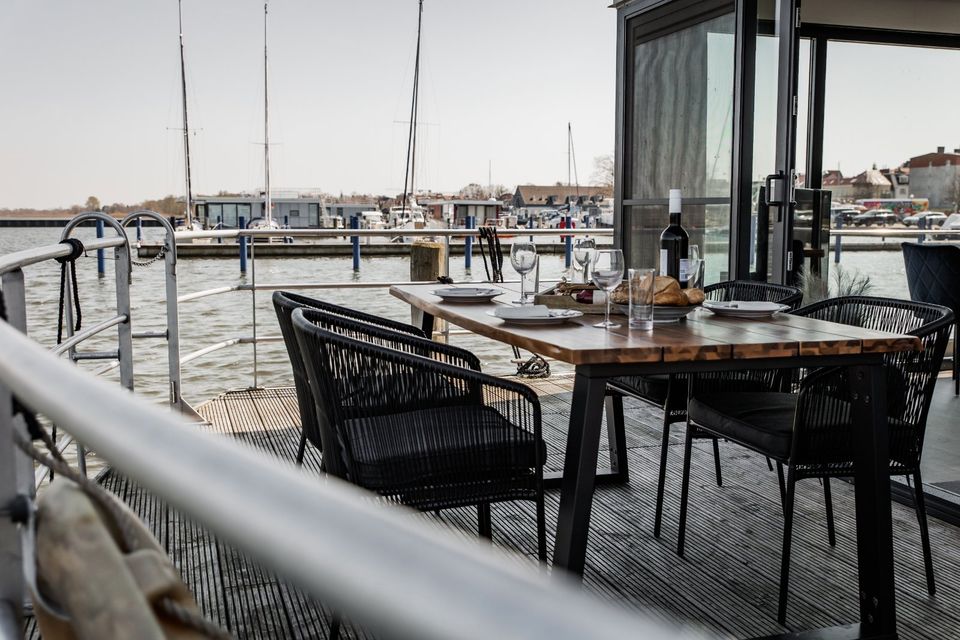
left=624, top=204, right=728, bottom=284
left=628, top=12, right=735, bottom=200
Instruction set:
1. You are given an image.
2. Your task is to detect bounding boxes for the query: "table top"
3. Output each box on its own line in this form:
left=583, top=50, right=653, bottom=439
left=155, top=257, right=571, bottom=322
left=390, top=283, right=922, bottom=366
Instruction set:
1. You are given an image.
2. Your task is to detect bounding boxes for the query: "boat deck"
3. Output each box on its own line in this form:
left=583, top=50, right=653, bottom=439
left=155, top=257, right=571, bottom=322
left=29, top=376, right=960, bottom=639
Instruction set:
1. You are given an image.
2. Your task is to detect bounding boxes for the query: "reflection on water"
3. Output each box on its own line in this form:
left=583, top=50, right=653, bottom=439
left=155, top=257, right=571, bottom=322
left=1, top=227, right=909, bottom=408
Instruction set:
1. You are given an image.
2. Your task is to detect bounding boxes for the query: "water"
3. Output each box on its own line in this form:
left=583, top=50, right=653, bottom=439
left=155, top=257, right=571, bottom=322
left=0, top=227, right=910, bottom=408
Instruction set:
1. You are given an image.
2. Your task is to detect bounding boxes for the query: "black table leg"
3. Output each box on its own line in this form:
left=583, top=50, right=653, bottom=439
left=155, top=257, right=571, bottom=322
left=849, top=362, right=897, bottom=639
left=553, top=369, right=608, bottom=577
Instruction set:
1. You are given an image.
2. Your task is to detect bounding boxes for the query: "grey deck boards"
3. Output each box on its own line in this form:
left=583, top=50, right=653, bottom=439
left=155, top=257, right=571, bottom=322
left=30, top=377, right=960, bottom=639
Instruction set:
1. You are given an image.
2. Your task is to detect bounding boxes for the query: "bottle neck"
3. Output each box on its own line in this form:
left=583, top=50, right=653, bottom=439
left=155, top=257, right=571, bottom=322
left=669, top=210, right=682, bottom=226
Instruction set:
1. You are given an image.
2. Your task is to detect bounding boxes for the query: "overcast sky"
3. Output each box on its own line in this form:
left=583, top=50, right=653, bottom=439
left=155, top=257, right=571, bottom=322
left=2, top=2, right=959, bottom=209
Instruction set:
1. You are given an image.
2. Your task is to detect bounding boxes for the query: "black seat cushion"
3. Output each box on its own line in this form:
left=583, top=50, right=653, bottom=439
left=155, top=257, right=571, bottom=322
left=608, top=374, right=669, bottom=405
left=689, top=392, right=797, bottom=459
left=341, top=405, right=545, bottom=492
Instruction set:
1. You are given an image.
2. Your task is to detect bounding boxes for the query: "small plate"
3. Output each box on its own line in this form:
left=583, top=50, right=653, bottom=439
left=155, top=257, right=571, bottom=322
left=653, top=305, right=700, bottom=324
left=703, top=300, right=790, bottom=318
left=487, top=307, right=584, bottom=326
left=432, top=287, right=502, bottom=303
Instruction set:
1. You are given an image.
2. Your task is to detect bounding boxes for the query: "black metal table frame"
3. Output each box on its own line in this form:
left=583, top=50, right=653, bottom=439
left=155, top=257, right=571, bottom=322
left=420, top=312, right=898, bottom=640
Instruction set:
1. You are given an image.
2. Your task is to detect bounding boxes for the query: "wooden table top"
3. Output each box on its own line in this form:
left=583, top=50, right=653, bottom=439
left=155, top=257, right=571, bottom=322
left=390, top=283, right=922, bottom=366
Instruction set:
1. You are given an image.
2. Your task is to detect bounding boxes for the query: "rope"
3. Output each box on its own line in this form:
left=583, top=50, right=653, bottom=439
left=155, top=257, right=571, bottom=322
left=55, top=238, right=84, bottom=345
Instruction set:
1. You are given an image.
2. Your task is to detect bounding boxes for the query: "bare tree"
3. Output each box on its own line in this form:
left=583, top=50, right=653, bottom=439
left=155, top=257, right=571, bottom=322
left=84, top=195, right=101, bottom=211
left=591, top=154, right=614, bottom=189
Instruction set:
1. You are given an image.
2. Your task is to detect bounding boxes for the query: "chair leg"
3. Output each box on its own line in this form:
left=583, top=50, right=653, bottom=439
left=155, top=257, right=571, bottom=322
left=604, top=392, right=629, bottom=480
left=766, top=457, right=774, bottom=472
left=711, top=437, right=723, bottom=487
left=778, top=469, right=797, bottom=625
left=954, top=327, right=958, bottom=395
left=653, top=412, right=673, bottom=539
left=676, top=425, right=695, bottom=557
left=776, top=463, right=786, bottom=511
left=912, top=472, right=936, bottom=595
left=823, top=477, right=836, bottom=547
left=477, top=503, right=492, bottom=541
left=295, top=430, right=307, bottom=466
left=536, top=493, right=547, bottom=563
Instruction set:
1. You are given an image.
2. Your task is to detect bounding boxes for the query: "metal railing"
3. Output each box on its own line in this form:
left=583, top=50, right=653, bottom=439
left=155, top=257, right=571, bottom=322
left=0, top=222, right=690, bottom=640
left=168, top=225, right=613, bottom=389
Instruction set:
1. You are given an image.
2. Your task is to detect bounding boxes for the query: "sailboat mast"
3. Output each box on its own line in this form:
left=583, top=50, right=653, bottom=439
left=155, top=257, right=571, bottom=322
left=178, top=0, right=193, bottom=225
left=263, top=1, right=272, bottom=225
left=401, top=0, right=423, bottom=210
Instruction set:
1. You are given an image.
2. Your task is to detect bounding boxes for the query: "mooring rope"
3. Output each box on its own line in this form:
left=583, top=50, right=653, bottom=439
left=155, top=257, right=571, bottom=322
left=55, top=238, right=84, bottom=345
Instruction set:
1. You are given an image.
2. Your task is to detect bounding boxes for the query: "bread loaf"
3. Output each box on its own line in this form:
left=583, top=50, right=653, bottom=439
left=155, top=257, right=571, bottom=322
left=683, top=288, right=705, bottom=305
left=654, top=290, right=686, bottom=306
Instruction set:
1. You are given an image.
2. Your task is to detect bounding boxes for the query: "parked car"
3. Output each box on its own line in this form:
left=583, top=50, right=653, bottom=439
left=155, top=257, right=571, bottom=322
left=902, top=211, right=947, bottom=227
left=852, top=208, right=897, bottom=227
left=830, top=207, right=859, bottom=226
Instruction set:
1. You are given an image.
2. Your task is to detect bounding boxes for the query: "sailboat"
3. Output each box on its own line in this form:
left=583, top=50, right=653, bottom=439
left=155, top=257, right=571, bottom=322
left=390, top=0, right=428, bottom=240
left=247, top=1, right=283, bottom=236
left=174, top=0, right=204, bottom=236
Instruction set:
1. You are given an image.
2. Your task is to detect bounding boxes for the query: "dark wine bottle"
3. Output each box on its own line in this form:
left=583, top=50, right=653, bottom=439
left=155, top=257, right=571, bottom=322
left=659, top=188, right=689, bottom=288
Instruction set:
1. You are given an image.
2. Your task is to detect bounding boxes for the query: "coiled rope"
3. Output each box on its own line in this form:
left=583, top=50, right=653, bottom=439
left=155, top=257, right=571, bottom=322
left=55, top=238, right=84, bottom=345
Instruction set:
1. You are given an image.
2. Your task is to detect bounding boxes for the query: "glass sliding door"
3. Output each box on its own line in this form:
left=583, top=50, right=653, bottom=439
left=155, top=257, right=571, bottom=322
left=618, top=0, right=735, bottom=284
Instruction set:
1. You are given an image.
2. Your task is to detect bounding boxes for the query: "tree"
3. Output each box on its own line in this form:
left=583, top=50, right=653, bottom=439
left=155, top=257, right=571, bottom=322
left=84, top=196, right=101, bottom=211
left=591, top=154, right=614, bottom=189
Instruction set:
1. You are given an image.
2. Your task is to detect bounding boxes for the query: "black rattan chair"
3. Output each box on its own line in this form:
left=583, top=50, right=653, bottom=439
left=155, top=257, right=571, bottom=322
left=292, top=307, right=547, bottom=561
left=606, top=280, right=803, bottom=537
left=273, top=291, right=480, bottom=465
left=678, top=296, right=953, bottom=623
left=902, top=242, right=960, bottom=394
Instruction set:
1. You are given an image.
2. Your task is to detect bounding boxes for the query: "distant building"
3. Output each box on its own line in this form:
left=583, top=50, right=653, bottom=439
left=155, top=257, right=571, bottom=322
left=421, top=199, right=501, bottom=226
left=880, top=166, right=910, bottom=199
left=821, top=170, right=855, bottom=201
left=195, top=195, right=376, bottom=229
left=511, top=185, right=612, bottom=210
left=850, top=169, right=893, bottom=201
left=909, top=147, right=960, bottom=209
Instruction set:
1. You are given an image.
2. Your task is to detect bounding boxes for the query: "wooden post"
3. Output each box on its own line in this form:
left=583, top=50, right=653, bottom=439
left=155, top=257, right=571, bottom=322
left=410, top=241, right=446, bottom=337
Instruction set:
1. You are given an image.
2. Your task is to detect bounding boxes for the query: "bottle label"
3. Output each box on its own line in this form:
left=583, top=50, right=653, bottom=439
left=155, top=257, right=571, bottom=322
left=659, top=249, right=668, bottom=277
left=679, top=258, right=690, bottom=283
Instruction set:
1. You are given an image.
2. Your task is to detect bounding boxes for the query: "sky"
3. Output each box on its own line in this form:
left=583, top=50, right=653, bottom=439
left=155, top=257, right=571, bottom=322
left=0, top=0, right=616, bottom=209
left=3, top=2, right=960, bottom=210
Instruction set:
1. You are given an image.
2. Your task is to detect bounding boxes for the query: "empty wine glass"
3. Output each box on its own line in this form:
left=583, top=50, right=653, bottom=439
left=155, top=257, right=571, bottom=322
left=573, top=238, right=596, bottom=283
left=591, top=249, right=624, bottom=329
left=510, top=242, right=537, bottom=304
left=687, top=245, right=704, bottom=289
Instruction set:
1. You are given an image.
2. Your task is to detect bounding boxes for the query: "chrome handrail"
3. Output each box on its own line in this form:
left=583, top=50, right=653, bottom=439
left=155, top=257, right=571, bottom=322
left=0, top=319, right=689, bottom=640
left=0, top=236, right=125, bottom=276
left=51, top=314, right=128, bottom=356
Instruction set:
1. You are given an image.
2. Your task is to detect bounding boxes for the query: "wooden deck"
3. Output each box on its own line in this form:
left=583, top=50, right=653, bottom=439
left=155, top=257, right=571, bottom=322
left=33, top=376, right=960, bottom=639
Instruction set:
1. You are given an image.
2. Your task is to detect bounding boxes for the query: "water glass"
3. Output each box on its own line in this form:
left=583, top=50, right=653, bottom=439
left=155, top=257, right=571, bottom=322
left=628, top=268, right=655, bottom=331
left=521, top=255, right=540, bottom=304
left=590, top=249, right=624, bottom=329
left=573, top=238, right=596, bottom=283
left=510, top=242, right=537, bottom=304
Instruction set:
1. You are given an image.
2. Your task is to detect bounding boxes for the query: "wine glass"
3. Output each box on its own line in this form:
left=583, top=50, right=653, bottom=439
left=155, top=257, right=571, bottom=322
left=590, top=249, right=624, bottom=329
left=573, top=238, right=596, bottom=283
left=510, top=242, right=537, bottom=304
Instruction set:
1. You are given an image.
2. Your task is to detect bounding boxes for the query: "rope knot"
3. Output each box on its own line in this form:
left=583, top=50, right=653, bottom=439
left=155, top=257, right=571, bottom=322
left=55, top=238, right=85, bottom=264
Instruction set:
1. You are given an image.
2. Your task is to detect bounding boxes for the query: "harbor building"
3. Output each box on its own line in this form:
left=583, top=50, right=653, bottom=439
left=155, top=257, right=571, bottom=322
left=909, top=147, right=960, bottom=209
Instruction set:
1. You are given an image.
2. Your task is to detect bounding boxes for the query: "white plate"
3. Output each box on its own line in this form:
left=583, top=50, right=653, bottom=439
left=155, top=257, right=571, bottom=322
left=432, top=287, right=502, bottom=303
left=653, top=305, right=700, bottom=324
left=487, top=307, right=584, bottom=326
left=703, top=300, right=790, bottom=318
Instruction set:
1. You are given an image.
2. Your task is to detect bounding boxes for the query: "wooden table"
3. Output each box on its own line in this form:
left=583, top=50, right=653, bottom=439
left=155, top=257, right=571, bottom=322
left=391, top=282, right=920, bottom=640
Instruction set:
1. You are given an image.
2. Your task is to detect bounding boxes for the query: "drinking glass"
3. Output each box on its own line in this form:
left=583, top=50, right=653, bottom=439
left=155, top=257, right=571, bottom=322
left=628, top=268, right=655, bottom=331
left=686, top=245, right=705, bottom=289
left=590, top=249, right=624, bottom=329
left=510, top=242, right=538, bottom=304
left=572, top=238, right=596, bottom=283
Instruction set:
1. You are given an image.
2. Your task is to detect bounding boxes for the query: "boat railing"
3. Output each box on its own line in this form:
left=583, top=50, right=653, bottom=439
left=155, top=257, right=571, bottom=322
left=0, top=230, right=687, bottom=640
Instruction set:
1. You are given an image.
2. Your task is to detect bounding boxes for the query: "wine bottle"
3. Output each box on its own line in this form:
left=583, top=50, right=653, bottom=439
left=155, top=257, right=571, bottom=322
left=659, top=188, right=689, bottom=288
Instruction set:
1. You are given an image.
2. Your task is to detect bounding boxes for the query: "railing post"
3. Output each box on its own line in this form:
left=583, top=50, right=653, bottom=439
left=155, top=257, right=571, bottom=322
left=250, top=239, right=259, bottom=389
left=217, top=216, right=223, bottom=244
left=918, top=216, right=926, bottom=243
left=239, top=217, right=247, bottom=275
left=528, top=215, right=534, bottom=242
left=96, top=219, right=106, bottom=278
left=351, top=215, right=360, bottom=271
left=834, top=216, right=842, bottom=264
left=136, top=218, right=143, bottom=242
left=564, top=215, right=573, bottom=269
left=465, top=215, right=474, bottom=271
